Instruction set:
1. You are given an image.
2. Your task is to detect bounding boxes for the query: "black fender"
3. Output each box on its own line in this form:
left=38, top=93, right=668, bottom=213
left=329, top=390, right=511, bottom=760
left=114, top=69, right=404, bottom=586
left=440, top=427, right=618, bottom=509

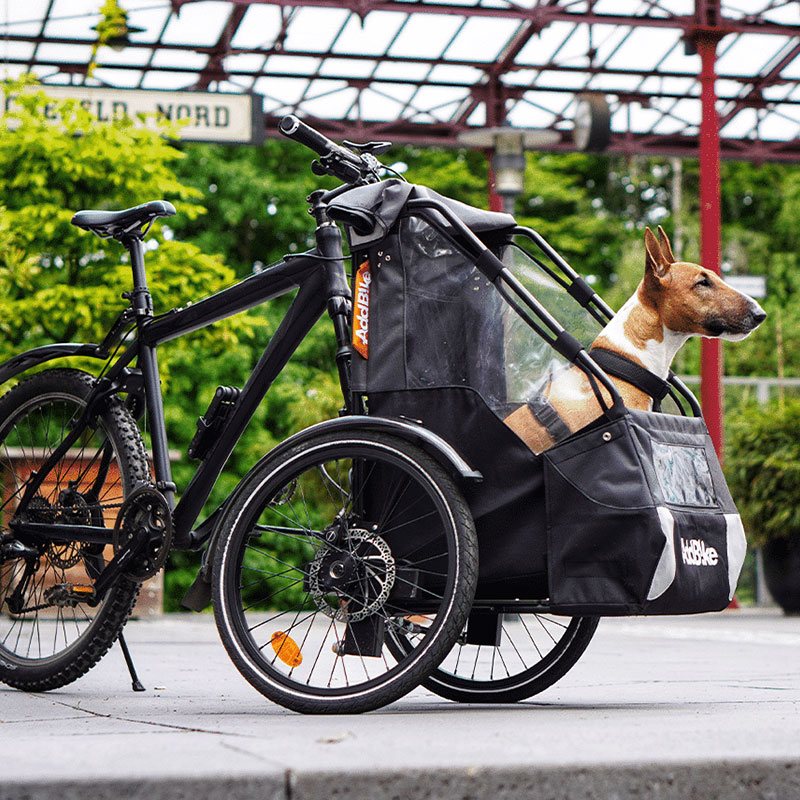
left=0, top=343, right=106, bottom=385
left=180, top=415, right=480, bottom=611
left=256, top=415, right=482, bottom=484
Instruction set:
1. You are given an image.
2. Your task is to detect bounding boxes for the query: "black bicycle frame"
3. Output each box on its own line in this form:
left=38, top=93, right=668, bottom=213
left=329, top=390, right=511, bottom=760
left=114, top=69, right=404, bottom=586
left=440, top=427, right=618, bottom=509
left=10, top=201, right=354, bottom=554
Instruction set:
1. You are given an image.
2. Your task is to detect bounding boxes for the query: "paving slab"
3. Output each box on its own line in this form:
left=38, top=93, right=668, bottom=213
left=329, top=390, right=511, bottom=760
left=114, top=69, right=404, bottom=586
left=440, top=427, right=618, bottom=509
left=1, top=610, right=798, bottom=800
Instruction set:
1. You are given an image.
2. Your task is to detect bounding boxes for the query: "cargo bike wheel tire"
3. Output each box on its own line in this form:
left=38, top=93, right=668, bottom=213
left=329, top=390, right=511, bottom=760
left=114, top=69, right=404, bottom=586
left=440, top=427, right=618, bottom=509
left=212, top=430, right=479, bottom=714
left=418, top=613, right=598, bottom=703
left=0, top=369, right=149, bottom=691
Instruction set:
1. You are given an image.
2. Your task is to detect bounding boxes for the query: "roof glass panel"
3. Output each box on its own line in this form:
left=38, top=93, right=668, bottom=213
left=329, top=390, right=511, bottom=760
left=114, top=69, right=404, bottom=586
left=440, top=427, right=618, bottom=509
left=254, top=76, right=310, bottom=107
left=90, top=67, right=143, bottom=88
left=0, top=0, right=50, bottom=37
left=333, top=11, right=406, bottom=57
left=320, top=58, right=379, bottom=79
left=444, top=15, right=519, bottom=62
left=230, top=5, right=282, bottom=49
left=95, top=46, right=152, bottom=67
left=223, top=54, right=268, bottom=74
left=388, top=13, right=465, bottom=59
left=373, top=61, right=433, bottom=81
left=283, top=7, right=350, bottom=53
left=515, top=22, right=581, bottom=66
left=427, top=63, right=484, bottom=85
left=264, top=55, right=321, bottom=76
left=36, top=42, right=95, bottom=64
left=536, top=69, right=590, bottom=89
left=605, top=27, right=677, bottom=72
left=161, top=2, right=230, bottom=47
left=360, top=83, right=418, bottom=119
left=151, top=49, right=208, bottom=70
left=1, top=41, right=36, bottom=61
left=140, top=70, right=196, bottom=90
left=124, top=7, right=171, bottom=45
left=300, top=79, right=356, bottom=117
left=44, top=0, right=98, bottom=40
left=506, top=98, right=560, bottom=128
left=408, top=85, right=470, bottom=117
left=717, top=34, right=789, bottom=77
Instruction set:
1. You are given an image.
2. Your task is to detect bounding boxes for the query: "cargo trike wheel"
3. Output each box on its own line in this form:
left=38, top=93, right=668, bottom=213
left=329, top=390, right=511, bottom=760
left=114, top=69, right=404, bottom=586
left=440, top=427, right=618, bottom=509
left=391, top=612, right=598, bottom=703
left=213, top=430, right=478, bottom=714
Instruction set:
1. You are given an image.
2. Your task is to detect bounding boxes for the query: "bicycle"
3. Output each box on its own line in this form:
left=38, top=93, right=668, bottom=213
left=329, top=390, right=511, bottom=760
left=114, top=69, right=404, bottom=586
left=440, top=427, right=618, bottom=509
left=0, top=116, right=738, bottom=713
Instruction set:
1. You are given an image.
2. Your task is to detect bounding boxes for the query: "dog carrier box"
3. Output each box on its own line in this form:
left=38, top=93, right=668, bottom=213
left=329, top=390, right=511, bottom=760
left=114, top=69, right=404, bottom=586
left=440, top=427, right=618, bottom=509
left=329, top=179, right=748, bottom=616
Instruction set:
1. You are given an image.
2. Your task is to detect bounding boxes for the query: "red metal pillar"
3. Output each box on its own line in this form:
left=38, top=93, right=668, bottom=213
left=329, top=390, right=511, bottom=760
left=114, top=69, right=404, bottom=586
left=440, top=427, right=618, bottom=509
left=487, top=156, right=503, bottom=212
left=697, top=33, right=724, bottom=458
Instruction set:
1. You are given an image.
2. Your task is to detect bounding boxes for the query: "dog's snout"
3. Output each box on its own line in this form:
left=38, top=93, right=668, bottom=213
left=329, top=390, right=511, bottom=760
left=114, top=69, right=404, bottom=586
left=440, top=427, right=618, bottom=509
left=747, top=299, right=767, bottom=329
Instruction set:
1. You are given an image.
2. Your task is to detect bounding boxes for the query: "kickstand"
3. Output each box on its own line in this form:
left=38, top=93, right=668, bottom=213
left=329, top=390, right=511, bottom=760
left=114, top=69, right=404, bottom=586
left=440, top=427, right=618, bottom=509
left=118, top=631, right=146, bottom=692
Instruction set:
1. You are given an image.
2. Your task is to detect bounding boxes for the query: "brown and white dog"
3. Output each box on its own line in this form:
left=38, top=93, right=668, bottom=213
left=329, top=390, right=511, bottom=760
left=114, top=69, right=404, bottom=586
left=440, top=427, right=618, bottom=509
left=505, top=226, right=766, bottom=454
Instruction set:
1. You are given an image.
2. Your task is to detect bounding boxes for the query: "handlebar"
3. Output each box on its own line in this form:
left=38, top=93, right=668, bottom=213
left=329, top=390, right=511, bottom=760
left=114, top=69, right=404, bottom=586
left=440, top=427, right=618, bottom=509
left=279, top=114, right=379, bottom=186
left=279, top=115, right=337, bottom=157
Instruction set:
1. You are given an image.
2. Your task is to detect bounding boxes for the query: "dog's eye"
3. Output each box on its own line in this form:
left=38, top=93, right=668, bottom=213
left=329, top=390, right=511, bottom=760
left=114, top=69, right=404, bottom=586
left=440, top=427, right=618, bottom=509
left=695, top=276, right=712, bottom=288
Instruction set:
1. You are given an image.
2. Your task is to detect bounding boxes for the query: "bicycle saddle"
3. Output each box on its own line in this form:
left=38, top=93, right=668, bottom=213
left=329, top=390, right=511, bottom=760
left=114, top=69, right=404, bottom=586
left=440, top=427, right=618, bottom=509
left=71, top=200, right=176, bottom=238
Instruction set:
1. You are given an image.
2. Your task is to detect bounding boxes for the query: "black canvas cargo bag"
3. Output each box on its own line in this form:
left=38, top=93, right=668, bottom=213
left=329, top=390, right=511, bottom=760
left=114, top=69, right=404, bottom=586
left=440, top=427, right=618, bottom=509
left=543, top=408, right=747, bottom=615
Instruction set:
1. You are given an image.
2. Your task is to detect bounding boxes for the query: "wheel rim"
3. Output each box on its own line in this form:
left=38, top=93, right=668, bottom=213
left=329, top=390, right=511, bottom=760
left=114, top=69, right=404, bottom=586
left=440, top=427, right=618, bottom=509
left=218, top=439, right=469, bottom=701
left=428, top=613, right=588, bottom=692
left=0, top=392, right=128, bottom=664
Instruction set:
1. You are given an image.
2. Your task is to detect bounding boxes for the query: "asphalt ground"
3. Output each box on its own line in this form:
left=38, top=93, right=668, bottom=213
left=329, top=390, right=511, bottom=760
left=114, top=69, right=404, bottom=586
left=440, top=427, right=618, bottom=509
left=1, top=609, right=798, bottom=800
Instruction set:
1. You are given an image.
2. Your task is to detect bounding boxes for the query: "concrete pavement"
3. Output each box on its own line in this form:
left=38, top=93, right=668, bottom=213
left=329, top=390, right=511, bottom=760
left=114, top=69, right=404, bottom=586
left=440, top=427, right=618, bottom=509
left=1, top=609, right=798, bottom=799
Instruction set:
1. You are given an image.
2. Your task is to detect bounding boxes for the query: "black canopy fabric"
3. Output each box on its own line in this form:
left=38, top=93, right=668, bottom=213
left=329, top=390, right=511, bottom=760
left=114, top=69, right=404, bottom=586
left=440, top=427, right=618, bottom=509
left=329, top=179, right=515, bottom=248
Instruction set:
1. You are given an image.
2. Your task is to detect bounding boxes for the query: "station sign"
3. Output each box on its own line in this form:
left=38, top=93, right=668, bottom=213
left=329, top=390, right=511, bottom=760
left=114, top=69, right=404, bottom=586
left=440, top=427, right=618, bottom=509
left=2, top=86, right=264, bottom=145
left=725, top=275, right=766, bottom=299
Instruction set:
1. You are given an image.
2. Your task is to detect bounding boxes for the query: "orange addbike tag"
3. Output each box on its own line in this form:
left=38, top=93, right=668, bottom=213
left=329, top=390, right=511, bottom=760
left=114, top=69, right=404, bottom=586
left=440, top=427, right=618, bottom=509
left=352, top=260, right=371, bottom=359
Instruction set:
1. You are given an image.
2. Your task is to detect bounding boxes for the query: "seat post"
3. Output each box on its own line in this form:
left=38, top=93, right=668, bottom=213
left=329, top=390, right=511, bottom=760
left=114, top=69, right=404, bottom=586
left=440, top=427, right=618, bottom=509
left=120, top=232, right=175, bottom=509
left=122, top=234, right=153, bottom=319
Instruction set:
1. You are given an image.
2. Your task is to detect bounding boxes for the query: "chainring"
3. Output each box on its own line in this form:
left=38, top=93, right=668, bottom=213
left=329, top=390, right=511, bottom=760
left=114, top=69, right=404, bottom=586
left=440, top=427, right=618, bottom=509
left=112, top=484, right=173, bottom=581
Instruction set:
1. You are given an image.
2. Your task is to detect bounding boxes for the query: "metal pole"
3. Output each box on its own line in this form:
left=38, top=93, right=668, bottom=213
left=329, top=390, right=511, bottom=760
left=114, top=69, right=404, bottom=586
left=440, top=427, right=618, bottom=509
left=697, top=34, right=724, bottom=458
left=487, top=154, right=503, bottom=212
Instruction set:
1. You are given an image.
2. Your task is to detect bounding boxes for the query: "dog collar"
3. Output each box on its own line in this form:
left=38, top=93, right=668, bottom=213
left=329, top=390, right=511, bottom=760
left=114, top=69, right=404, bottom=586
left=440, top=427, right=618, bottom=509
left=589, top=348, right=672, bottom=411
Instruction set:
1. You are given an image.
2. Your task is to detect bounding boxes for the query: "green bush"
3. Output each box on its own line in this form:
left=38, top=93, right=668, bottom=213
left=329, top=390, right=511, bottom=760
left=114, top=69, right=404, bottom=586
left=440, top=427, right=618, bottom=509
left=725, top=398, right=800, bottom=547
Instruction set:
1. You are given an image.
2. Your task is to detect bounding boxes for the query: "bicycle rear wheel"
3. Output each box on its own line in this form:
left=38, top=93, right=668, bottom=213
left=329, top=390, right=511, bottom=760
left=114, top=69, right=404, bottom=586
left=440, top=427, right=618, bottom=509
left=418, top=612, right=598, bottom=703
left=213, top=430, right=478, bottom=714
left=0, top=369, right=149, bottom=690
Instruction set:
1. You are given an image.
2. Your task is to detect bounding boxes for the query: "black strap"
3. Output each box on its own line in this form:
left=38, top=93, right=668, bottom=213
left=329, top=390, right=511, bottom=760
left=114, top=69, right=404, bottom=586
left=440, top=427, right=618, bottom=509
left=527, top=392, right=573, bottom=443
left=589, top=347, right=671, bottom=411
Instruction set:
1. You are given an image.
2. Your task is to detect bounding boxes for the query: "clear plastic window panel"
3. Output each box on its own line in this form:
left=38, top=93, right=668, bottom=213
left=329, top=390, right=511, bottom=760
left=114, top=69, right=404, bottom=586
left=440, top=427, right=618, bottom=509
left=400, top=219, right=610, bottom=452
left=651, top=441, right=716, bottom=507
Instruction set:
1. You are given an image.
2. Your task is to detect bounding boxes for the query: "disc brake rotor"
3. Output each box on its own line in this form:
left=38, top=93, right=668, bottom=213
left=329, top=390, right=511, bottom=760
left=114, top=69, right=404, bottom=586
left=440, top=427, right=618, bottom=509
left=308, top=528, right=396, bottom=622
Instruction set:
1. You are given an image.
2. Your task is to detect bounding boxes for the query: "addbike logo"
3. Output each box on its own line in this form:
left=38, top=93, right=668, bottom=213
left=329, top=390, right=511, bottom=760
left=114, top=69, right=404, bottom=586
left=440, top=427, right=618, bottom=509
left=352, top=260, right=371, bottom=359
left=680, top=536, right=719, bottom=567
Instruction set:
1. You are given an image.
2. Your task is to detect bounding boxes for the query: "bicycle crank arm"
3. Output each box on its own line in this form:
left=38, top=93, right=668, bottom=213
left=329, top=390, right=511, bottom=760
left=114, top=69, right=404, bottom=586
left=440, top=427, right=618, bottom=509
left=91, top=527, right=152, bottom=598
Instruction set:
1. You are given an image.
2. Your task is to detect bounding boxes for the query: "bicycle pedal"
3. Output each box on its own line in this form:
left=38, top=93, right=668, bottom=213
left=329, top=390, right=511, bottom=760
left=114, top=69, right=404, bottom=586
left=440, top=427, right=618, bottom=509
left=44, top=583, right=96, bottom=607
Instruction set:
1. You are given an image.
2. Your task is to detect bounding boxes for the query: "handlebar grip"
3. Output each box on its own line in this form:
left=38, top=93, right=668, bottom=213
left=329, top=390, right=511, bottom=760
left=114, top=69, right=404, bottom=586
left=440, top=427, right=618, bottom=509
left=279, top=115, right=335, bottom=157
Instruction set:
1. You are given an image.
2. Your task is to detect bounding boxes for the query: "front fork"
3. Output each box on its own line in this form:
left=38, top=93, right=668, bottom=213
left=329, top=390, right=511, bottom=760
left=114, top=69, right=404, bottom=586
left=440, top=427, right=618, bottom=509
left=309, top=190, right=355, bottom=414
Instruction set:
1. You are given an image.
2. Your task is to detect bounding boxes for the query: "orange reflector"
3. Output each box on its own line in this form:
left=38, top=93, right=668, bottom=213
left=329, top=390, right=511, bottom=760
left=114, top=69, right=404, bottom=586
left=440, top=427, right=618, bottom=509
left=270, top=631, right=303, bottom=667
left=71, top=585, right=94, bottom=594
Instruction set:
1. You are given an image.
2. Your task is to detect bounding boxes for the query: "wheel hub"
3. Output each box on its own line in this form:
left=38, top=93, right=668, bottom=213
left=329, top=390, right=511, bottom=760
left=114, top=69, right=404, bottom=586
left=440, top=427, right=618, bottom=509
left=308, top=528, right=396, bottom=622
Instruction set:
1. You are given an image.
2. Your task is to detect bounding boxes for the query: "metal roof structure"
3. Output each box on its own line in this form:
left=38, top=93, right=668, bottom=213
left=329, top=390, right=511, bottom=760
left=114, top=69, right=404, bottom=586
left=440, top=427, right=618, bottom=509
left=4, top=0, right=800, bottom=160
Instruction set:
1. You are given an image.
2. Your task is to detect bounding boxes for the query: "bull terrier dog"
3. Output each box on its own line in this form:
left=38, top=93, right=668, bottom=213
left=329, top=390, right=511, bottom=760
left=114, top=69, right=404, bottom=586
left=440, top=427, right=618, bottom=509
left=505, top=226, right=767, bottom=454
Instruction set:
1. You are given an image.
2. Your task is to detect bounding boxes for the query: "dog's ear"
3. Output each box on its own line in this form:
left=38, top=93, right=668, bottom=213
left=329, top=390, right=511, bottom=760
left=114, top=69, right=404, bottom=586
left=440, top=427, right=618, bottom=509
left=644, top=227, right=671, bottom=281
left=657, top=226, right=676, bottom=264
